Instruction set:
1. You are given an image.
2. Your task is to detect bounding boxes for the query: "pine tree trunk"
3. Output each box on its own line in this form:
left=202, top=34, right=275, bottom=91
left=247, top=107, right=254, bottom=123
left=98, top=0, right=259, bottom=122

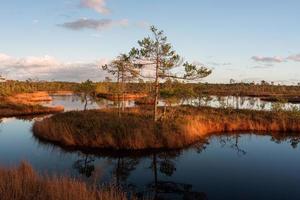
left=117, top=71, right=121, bottom=117
left=84, top=95, right=88, bottom=111
left=153, top=63, right=159, bottom=122
left=121, top=70, right=125, bottom=112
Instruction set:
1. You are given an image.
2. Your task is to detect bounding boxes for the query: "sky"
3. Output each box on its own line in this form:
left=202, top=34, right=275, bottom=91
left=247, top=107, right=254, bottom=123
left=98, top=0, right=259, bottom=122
left=0, top=0, right=300, bottom=84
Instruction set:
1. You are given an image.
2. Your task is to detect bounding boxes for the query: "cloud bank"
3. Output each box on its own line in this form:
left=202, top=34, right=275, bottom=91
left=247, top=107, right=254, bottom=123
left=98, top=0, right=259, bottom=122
left=0, top=53, right=109, bottom=82
left=252, top=54, right=300, bottom=64
left=58, top=18, right=128, bottom=31
left=251, top=56, right=285, bottom=63
left=287, top=54, right=300, bottom=62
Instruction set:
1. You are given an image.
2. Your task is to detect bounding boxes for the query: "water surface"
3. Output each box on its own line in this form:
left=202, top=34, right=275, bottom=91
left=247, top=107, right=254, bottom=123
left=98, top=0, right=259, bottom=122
left=1, top=95, right=300, bottom=200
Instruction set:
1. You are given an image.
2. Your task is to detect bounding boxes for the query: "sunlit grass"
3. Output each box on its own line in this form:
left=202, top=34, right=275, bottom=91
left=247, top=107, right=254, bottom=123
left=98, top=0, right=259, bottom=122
left=0, top=162, right=132, bottom=200
left=33, top=106, right=300, bottom=150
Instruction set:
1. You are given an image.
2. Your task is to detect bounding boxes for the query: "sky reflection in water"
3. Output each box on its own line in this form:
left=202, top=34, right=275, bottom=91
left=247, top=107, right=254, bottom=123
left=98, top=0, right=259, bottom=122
left=0, top=96, right=300, bottom=200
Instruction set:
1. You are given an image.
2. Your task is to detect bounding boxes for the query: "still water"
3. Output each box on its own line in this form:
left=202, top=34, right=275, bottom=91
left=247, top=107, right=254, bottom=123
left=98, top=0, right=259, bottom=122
left=44, top=95, right=300, bottom=111
left=1, top=95, right=300, bottom=200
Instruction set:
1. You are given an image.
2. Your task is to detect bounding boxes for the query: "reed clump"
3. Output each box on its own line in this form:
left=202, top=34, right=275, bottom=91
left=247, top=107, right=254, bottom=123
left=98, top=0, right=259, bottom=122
left=177, top=106, right=300, bottom=137
left=0, top=162, right=130, bottom=200
left=33, top=106, right=300, bottom=150
left=6, top=91, right=53, bottom=104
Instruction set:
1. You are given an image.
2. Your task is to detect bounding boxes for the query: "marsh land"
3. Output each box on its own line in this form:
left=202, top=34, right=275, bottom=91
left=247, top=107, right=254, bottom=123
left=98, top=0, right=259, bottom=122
left=2, top=80, right=300, bottom=200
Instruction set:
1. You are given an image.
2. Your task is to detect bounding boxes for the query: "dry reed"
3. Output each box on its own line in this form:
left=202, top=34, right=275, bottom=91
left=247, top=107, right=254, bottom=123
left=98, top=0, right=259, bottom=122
left=0, top=162, right=131, bottom=200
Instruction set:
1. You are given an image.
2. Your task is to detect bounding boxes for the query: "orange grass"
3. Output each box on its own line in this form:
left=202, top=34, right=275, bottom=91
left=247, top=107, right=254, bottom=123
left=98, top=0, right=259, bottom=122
left=0, top=162, right=131, bottom=200
left=33, top=106, right=300, bottom=150
left=7, top=92, right=53, bottom=104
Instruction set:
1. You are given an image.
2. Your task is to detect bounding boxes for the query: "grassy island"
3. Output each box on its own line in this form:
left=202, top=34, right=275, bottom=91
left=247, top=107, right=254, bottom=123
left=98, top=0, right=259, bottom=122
left=33, top=107, right=300, bottom=150
left=0, top=91, right=64, bottom=118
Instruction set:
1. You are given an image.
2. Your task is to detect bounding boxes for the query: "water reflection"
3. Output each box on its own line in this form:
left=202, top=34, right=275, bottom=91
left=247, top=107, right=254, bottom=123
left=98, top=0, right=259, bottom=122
left=112, top=157, right=140, bottom=189
left=43, top=95, right=136, bottom=111
left=34, top=132, right=209, bottom=199
left=145, top=152, right=207, bottom=200
left=271, top=134, right=300, bottom=149
left=184, top=96, right=300, bottom=111
left=73, top=153, right=96, bottom=178
left=219, top=135, right=247, bottom=156
left=2, top=95, right=300, bottom=199
left=40, top=94, right=300, bottom=112
left=2, top=114, right=300, bottom=200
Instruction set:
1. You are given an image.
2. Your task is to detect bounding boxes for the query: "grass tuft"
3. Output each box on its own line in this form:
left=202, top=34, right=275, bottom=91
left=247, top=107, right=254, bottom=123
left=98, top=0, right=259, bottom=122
left=0, top=162, right=131, bottom=200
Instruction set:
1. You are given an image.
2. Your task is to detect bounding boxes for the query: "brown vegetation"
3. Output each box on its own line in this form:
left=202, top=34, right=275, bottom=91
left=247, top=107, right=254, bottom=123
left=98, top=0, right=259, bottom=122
left=7, top=92, right=53, bottom=105
left=96, top=82, right=300, bottom=99
left=0, top=162, right=130, bottom=200
left=0, top=91, right=65, bottom=117
left=2, top=80, right=300, bottom=99
left=33, top=106, right=300, bottom=150
left=0, top=80, right=78, bottom=97
left=192, top=83, right=300, bottom=97
left=33, top=108, right=160, bottom=150
left=135, top=97, right=155, bottom=105
left=178, top=107, right=300, bottom=137
left=0, top=101, right=64, bottom=118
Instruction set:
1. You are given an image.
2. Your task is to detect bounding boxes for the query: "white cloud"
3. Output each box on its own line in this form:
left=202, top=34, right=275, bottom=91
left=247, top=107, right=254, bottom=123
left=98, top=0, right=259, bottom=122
left=287, top=54, right=300, bottom=62
left=58, top=18, right=129, bottom=31
left=19, top=56, right=60, bottom=68
left=251, top=56, right=285, bottom=63
left=207, top=61, right=232, bottom=66
left=0, top=53, right=12, bottom=63
left=0, top=53, right=110, bottom=82
left=251, top=65, right=273, bottom=69
left=252, top=54, right=300, bottom=64
left=0, top=55, right=60, bottom=69
left=80, top=0, right=110, bottom=14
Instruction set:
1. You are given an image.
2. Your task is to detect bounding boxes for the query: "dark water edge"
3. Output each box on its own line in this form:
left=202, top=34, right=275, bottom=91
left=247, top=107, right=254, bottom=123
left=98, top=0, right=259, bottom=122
left=1, top=96, right=300, bottom=200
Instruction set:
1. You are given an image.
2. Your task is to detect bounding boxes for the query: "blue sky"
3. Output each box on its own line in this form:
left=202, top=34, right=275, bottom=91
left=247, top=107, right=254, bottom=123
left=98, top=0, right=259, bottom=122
left=0, top=0, right=300, bottom=83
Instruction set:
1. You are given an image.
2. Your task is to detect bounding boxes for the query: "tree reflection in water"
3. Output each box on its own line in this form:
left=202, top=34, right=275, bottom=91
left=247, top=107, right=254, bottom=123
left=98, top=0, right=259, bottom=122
left=139, top=142, right=208, bottom=200
left=158, top=153, right=177, bottom=177
left=271, top=134, right=300, bottom=149
left=68, top=139, right=209, bottom=199
left=218, top=133, right=300, bottom=156
left=112, top=157, right=139, bottom=188
left=219, top=134, right=247, bottom=156
left=73, top=153, right=96, bottom=178
left=34, top=132, right=300, bottom=200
